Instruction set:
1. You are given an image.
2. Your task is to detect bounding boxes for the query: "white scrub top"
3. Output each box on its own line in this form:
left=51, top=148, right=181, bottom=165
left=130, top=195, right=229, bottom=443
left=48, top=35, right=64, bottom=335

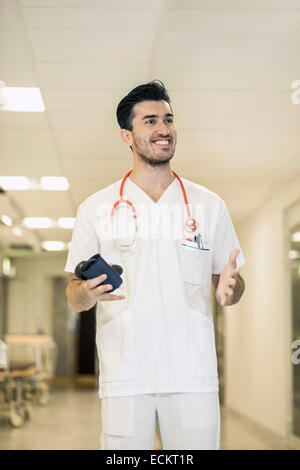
left=65, top=176, right=245, bottom=399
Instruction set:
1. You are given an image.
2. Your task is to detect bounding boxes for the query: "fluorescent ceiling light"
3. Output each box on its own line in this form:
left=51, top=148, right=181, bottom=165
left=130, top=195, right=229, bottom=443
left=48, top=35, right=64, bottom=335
left=292, top=232, right=300, bottom=242
left=23, top=217, right=52, bottom=229
left=289, top=250, right=300, bottom=260
left=41, top=177, right=69, bottom=191
left=1, top=215, right=12, bottom=226
left=0, top=85, right=45, bottom=112
left=0, top=176, right=31, bottom=190
left=2, top=257, right=15, bottom=277
left=0, top=81, right=7, bottom=106
left=42, top=241, right=65, bottom=251
left=57, top=217, right=75, bottom=229
left=0, top=176, right=69, bottom=191
left=12, top=227, right=23, bottom=237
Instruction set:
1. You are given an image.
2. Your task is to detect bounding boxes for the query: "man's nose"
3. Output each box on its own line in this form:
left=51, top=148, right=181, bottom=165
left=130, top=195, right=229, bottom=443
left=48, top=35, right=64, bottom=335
left=156, top=120, right=169, bottom=135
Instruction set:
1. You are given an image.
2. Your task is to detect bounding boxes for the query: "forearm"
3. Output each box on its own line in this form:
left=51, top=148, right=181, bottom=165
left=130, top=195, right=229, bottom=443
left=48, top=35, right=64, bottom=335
left=66, top=279, right=96, bottom=312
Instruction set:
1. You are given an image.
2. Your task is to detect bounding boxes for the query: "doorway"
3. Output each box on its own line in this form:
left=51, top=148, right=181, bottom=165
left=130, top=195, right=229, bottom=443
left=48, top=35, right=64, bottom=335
left=285, top=201, right=300, bottom=448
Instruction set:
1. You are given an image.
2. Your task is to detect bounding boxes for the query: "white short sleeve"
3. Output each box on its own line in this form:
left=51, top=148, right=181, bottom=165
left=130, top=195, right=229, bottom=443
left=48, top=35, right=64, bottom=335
left=212, top=199, right=245, bottom=275
left=64, top=203, right=100, bottom=273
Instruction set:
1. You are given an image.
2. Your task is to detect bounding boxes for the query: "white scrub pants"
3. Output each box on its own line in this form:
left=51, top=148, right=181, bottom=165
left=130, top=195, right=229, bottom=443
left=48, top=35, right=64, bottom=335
left=100, top=392, right=220, bottom=450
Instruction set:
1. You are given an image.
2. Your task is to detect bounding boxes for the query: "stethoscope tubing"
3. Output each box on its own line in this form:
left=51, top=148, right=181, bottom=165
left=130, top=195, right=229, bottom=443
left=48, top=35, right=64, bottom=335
left=111, top=170, right=197, bottom=235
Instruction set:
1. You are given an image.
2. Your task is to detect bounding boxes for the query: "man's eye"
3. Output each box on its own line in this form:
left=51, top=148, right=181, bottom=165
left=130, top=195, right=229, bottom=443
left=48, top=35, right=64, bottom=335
left=146, top=120, right=154, bottom=124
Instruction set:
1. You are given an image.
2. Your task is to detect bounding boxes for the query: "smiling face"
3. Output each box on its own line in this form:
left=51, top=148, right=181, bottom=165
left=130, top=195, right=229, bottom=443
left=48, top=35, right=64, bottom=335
left=121, top=100, right=177, bottom=167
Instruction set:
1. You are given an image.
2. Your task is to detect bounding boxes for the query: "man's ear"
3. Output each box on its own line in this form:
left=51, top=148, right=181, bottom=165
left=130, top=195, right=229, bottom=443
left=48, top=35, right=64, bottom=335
left=120, top=129, right=133, bottom=147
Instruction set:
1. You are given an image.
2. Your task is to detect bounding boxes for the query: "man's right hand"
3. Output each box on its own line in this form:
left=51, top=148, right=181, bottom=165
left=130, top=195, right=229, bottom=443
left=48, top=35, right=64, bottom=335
left=81, top=273, right=126, bottom=303
left=66, top=272, right=125, bottom=312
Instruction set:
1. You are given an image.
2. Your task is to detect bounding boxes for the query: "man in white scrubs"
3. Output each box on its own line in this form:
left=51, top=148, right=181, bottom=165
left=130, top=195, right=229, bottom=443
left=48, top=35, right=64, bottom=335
left=65, top=80, right=246, bottom=450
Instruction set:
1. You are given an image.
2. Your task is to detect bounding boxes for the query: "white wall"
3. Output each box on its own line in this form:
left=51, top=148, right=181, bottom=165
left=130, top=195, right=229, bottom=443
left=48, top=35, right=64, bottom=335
left=225, top=174, right=300, bottom=439
left=6, top=252, right=69, bottom=335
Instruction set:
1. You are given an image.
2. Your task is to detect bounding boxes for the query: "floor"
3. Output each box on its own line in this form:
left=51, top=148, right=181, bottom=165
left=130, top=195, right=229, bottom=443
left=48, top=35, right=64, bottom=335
left=0, top=388, right=291, bottom=450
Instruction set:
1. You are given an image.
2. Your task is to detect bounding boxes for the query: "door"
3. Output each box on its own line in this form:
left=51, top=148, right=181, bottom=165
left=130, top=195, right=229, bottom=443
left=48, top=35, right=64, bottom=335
left=286, top=201, right=300, bottom=449
left=290, top=223, right=300, bottom=446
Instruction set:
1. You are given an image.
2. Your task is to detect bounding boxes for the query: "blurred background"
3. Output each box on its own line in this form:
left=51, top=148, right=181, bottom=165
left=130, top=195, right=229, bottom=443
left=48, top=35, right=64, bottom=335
left=0, top=0, right=299, bottom=450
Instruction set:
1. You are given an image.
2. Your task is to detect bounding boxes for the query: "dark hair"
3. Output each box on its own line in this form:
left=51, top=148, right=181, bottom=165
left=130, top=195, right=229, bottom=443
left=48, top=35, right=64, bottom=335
left=116, top=80, right=171, bottom=131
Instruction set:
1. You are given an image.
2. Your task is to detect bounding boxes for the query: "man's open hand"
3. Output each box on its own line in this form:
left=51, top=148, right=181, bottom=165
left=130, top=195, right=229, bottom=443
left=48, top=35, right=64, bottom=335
left=215, top=248, right=244, bottom=307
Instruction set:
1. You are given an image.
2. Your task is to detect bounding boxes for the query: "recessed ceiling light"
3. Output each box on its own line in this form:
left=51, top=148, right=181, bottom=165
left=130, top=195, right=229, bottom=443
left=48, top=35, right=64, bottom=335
left=40, top=177, right=69, bottom=191
left=0, top=176, right=70, bottom=191
left=1, top=215, right=12, bottom=226
left=42, top=241, right=65, bottom=251
left=23, top=217, right=53, bottom=229
left=0, top=82, right=45, bottom=112
left=57, top=217, right=75, bottom=229
left=2, top=257, right=15, bottom=277
left=291, top=232, right=300, bottom=242
left=289, top=250, right=300, bottom=259
left=0, top=176, right=31, bottom=190
left=12, top=227, right=23, bottom=237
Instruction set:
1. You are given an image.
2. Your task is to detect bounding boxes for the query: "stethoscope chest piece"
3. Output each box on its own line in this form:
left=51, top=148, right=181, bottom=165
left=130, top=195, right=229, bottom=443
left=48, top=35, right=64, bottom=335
left=184, top=217, right=198, bottom=233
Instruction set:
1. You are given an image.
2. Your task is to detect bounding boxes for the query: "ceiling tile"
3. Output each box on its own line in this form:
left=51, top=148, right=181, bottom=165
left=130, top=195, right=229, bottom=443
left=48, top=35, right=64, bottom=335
left=36, top=228, right=73, bottom=243
left=42, top=89, right=121, bottom=111
left=20, top=0, right=162, bottom=7
left=227, top=130, right=300, bottom=147
left=171, top=90, right=251, bottom=112
left=157, top=31, right=288, bottom=65
left=166, top=0, right=300, bottom=9
left=245, top=90, right=296, bottom=113
left=22, top=7, right=160, bottom=29
left=164, top=9, right=300, bottom=33
left=0, top=28, right=30, bottom=61
left=242, top=109, right=300, bottom=132
left=69, top=177, right=123, bottom=207
left=175, top=130, right=227, bottom=145
left=0, top=112, right=49, bottom=128
left=59, top=144, right=127, bottom=160
left=26, top=29, right=156, bottom=62
left=0, top=128, right=54, bottom=146
left=0, top=0, right=21, bottom=27
left=274, top=33, right=300, bottom=65
left=48, top=111, right=116, bottom=129
left=64, top=157, right=129, bottom=173
left=0, top=157, right=62, bottom=177
left=36, top=62, right=149, bottom=89
left=0, top=61, right=37, bottom=86
left=53, top=128, right=118, bottom=146
left=262, top=64, right=300, bottom=90
left=0, top=145, right=58, bottom=161
left=11, top=190, right=74, bottom=218
left=152, top=63, right=266, bottom=90
left=175, top=112, right=244, bottom=131
left=174, top=145, right=299, bottom=180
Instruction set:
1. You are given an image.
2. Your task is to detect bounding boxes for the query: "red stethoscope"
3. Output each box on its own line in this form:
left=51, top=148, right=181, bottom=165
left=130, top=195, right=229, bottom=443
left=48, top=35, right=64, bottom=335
left=111, top=170, right=198, bottom=248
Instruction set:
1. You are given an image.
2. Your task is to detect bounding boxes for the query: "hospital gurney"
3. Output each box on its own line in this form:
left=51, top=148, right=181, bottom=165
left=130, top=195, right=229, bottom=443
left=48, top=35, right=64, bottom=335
left=0, top=335, right=58, bottom=427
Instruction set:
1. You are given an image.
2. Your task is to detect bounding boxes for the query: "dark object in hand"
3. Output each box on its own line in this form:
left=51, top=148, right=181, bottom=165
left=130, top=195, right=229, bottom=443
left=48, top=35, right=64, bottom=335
left=75, top=254, right=123, bottom=293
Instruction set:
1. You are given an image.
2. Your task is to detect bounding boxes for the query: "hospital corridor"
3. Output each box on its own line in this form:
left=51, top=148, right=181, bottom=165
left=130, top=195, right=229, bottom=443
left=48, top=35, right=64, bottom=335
left=1, top=0, right=300, bottom=451
left=0, top=389, right=290, bottom=450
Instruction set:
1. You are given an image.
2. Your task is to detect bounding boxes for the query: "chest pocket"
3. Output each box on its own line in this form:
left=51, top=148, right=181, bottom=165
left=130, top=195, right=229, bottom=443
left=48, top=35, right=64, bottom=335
left=180, top=242, right=211, bottom=287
